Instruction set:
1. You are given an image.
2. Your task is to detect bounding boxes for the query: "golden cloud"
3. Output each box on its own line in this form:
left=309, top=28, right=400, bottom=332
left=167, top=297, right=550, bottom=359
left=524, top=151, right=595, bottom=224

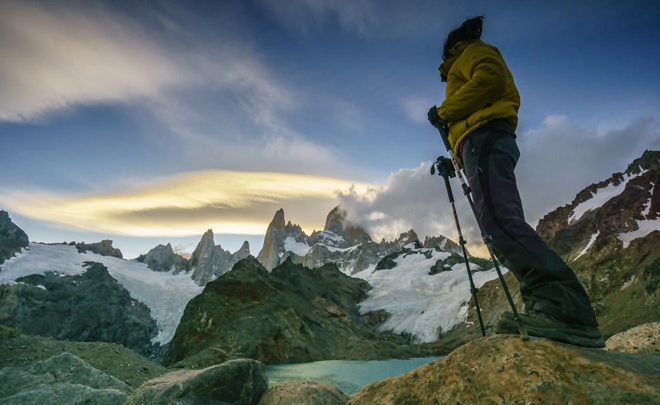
left=1, top=170, right=376, bottom=237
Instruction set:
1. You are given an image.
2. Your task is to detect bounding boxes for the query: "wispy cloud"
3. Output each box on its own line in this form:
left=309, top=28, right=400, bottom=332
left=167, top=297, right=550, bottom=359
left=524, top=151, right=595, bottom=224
left=252, top=0, right=379, bottom=37
left=0, top=171, right=374, bottom=237
left=0, top=1, right=187, bottom=122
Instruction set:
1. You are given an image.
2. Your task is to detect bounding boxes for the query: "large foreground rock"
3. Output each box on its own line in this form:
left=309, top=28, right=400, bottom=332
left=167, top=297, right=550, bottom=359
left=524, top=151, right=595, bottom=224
left=348, top=335, right=660, bottom=404
left=0, top=352, right=130, bottom=405
left=258, top=380, right=349, bottom=405
left=126, top=359, right=268, bottom=405
left=605, top=321, right=660, bottom=354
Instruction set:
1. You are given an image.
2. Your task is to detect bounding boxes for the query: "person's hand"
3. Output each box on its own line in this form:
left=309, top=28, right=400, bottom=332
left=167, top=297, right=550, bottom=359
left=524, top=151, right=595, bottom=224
left=427, top=106, right=445, bottom=128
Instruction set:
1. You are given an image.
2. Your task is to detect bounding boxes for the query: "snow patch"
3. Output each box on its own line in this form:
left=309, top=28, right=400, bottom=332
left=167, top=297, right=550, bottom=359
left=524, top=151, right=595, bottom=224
left=573, top=231, right=599, bottom=261
left=618, top=219, right=660, bottom=248
left=618, top=183, right=660, bottom=248
left=569, top=172, right=641, bottom=223
left=283, top=237, right=311, bottom=256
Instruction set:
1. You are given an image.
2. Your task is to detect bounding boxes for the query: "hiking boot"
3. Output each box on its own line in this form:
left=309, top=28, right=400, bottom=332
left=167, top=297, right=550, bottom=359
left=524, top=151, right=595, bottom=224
left=494, top=311, right=605, bottom=348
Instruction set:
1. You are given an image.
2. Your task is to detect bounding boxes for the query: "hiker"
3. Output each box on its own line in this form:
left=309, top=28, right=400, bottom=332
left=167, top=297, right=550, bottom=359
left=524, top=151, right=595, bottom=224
left=427, top=16, right=604, bottom=348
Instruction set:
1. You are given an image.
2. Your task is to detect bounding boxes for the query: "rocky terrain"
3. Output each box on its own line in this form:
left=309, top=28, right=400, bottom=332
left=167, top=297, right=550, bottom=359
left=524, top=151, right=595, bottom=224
left=164, top=256, right=450, bottom=368
left=348, top=334, right=660, bottom=404
left=2, top=323, right=658, bottom=404
left=536, top=150, right=660, bottom=338
left=0, top=262, right=159, bottom=357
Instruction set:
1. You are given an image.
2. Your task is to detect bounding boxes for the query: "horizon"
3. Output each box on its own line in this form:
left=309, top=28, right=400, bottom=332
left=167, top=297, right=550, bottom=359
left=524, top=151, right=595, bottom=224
left=2, top=1, right=659, bottom=259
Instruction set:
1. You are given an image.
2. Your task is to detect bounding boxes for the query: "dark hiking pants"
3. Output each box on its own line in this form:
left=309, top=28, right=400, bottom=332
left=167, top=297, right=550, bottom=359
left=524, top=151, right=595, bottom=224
left=461, top=120, right=598, bottom=326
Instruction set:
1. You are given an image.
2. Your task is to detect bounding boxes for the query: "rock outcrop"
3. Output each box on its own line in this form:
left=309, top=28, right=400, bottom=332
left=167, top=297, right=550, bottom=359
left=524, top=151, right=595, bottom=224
left=75, top=239, right=123, bottom=258
left=164, top=256, right=447, bottom=368
left=0, top=352, right=130, bottom=405
left=0, top=210, right=29, bottom=265
left=605, top=321, right=660, bottom=354
left=189, top=229, right=251, bottom=285
left=348, top=334, right=660, bottom=404
left=138, top=243, right=189, bottom=273
left=0, top=262, right=158, bottom=357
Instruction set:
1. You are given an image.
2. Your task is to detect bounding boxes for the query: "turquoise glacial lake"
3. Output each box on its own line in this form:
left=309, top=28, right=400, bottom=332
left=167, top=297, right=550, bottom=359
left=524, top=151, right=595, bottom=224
left=265, top=357, right=443, bottom=395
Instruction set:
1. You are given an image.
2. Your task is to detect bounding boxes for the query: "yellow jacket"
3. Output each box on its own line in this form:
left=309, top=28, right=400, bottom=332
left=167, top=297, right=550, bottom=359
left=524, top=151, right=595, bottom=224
left=437, top=40, right=520, bottom=158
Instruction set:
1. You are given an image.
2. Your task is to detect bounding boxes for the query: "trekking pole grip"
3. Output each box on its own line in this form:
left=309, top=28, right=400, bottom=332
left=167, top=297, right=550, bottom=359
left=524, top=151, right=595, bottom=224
left=433, top=121, right=452, bottom=153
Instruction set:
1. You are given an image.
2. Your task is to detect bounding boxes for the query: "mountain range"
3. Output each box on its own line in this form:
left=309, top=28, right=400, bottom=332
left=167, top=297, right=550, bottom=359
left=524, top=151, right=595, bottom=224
left=2, top=151, right=659, bottom=345
left=0, top=150, right=659, bottom=402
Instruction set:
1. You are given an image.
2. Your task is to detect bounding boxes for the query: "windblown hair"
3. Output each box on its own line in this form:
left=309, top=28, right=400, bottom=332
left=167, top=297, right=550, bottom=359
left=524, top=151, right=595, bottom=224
left=443, top=16, right=484, bottom=60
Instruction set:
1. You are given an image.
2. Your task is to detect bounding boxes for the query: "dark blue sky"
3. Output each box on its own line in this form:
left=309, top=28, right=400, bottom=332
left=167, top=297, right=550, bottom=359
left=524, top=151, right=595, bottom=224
left=1, top=0, right=659, bottom=258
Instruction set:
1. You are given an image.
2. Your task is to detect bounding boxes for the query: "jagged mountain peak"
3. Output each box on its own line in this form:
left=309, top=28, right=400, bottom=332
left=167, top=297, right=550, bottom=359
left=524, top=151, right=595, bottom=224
left=396, top=229, right=419, bottom=245
left=189, top=229, right=251, bottom=285
left=271, top=208, right=286, bottom=230
left=626, top=149, right=660, bottom=175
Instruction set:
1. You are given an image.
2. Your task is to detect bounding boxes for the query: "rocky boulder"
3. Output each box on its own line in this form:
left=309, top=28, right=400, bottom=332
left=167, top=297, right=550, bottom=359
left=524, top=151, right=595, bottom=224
left=348, top=334, right=660, bottom=404
left=0, top=352, right=131, bottom=405
left=0, top=210, right=29, bottom=265
left=126, top=359, right=268, bottom=405
left=0, top=262, right=158, bottom=357
left=605, top=321, right=660, bottom=354
left=164, top=256, right=446, bottom=368
left=258, top=380, right=349, bottom=405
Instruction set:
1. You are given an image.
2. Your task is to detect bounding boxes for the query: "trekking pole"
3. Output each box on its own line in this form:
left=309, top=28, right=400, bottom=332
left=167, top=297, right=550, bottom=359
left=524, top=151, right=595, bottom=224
left=431, top=155, right=486, bottom=337
left=431, top=119, right=529, bottom=341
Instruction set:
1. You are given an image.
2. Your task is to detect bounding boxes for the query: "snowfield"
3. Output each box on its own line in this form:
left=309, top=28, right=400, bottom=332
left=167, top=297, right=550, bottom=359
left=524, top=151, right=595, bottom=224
left=354, top=245, right=504, bottom=343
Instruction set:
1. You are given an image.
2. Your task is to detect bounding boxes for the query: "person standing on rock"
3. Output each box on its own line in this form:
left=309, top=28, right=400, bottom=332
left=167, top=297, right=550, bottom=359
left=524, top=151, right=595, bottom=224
left=427, top=16, right=605, bottom=348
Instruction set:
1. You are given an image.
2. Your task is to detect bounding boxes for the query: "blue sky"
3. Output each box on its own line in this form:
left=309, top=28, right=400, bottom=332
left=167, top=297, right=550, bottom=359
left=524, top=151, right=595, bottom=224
left=1, top=0, right=659, bottom=259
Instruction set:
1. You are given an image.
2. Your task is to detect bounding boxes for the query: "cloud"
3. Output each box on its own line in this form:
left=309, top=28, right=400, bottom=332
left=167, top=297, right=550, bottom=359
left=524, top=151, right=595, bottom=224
left=252, top=0, right=378, bottom=37
left=401, top=96, right=435, bottom=125
left=0, top=1, right=188, bottom=122
left=516, top=114, right=660, bottom=225
left=336, top=114, right=660, bottom=257
left=0, top=171, right=373, bottom=237
left=338, top=162, right=482, bottom=248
